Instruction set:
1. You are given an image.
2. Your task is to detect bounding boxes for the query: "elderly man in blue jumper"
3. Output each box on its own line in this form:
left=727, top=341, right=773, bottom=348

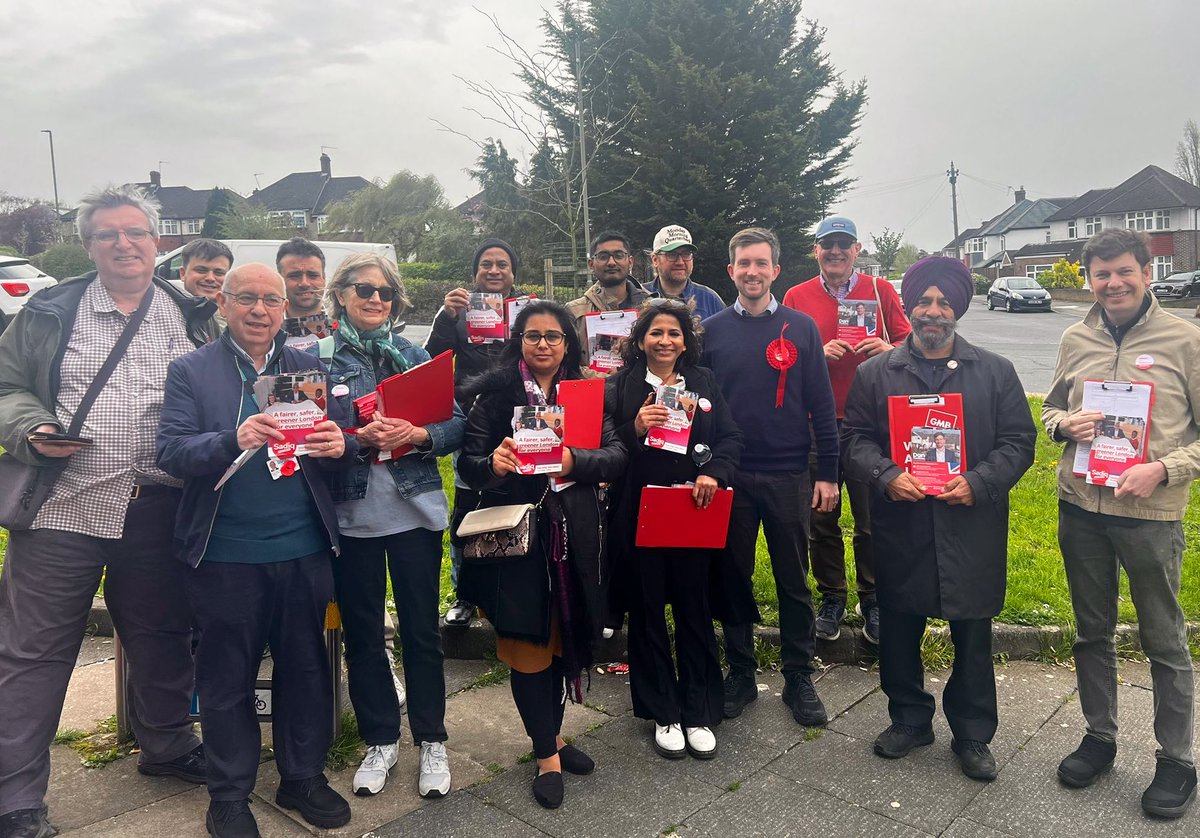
left=701, top=226, right=840, bottom=727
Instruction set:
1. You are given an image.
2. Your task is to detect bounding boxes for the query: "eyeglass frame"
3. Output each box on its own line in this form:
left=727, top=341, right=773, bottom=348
left=656, top=249, right=695, bottom=262
left=590, top=250, right=631, bottom=262
left=227, top=292, right=287, bottom=309
left=519, top=330, right=566, bottom=346
left=91, top=228, right=154, bottom=244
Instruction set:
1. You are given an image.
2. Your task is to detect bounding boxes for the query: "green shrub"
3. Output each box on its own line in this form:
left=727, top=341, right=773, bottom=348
left=32, top=243, right=93, bottom=280
left=972, top=273, right=991, bottom=295
left=396, top=262, right=466, bottom=283
left=1037, top=258, right=1085, bottom=289
left=401, top=277, right=461, bottom=320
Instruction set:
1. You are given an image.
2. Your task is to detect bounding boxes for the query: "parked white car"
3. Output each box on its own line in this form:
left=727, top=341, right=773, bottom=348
left=154, top=239, right=398, bottom=291
left=0, top=256, right=58, bottom=334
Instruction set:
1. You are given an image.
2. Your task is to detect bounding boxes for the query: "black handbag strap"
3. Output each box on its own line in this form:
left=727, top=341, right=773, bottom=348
left=66, top=283, right=156, bottom=437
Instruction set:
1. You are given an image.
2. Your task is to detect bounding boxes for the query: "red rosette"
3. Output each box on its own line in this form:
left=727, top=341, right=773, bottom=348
left=765, top=323, right=798, bottom=407
left=279, top=458, right=298, bottom=477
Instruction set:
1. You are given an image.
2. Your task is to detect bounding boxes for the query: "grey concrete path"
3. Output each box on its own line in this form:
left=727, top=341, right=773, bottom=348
left=50, top=637, right=1195, bottom=836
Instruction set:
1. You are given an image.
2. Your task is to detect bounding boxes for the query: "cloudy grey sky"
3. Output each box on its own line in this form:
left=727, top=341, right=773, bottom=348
left=3, top=0, right=1197, bottom=253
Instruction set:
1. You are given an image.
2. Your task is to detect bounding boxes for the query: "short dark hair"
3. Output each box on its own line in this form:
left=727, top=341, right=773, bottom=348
left=498, top=300, right=583, bottom=378
left=276, top=237, right=326, bottom=270
left=933, top=432, right=946, bottom=441
left=728, top=226, right=780, bottom=266
left=590, top=230, right=632, bottom=256
left=619, top=298, right=701, bottom=370
left=181, top=238, right=233, bottom=269
left=1081, top=228, right=1151, bottom=271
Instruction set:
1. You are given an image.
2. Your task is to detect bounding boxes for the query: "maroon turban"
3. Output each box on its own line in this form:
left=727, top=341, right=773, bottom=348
left=900, top=256, right=973, bottom=319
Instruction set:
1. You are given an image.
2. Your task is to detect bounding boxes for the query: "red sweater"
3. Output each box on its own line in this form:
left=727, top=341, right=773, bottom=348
left=782, top=274, right=911, bottom=417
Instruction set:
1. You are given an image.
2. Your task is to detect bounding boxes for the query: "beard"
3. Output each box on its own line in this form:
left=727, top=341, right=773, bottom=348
left=911, top=314, right=956, bottom=351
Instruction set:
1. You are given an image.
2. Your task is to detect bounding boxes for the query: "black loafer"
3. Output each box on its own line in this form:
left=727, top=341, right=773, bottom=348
left=532, top=770, right=564, bottom=809
left=205, top=799, right=259, bottom=838
left=275, top=774, right=350, bottom=829
left=558, top=744, right=595, bottom=775
left=873, top=723, right=935, bottom=758
left=138, top=743, right=207, bottom=785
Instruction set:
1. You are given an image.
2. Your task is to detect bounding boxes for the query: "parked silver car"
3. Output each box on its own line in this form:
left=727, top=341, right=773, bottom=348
left=1150, top=270, right=1200, bottom=299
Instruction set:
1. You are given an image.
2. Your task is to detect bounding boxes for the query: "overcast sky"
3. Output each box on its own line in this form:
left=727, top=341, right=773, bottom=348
left=3, top=0, right=1197, bottom=253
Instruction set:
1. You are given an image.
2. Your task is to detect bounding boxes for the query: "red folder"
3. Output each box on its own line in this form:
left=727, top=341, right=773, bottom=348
left=635, top=485, right=734, bottom=549
left=376, top=350, right=455, bottom=458
left=558, top=378, right=604, bottom=449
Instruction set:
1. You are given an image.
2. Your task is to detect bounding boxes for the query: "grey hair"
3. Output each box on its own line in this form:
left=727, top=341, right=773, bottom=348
left=76, top=184, right=161, bottom=241
left=325, top=252, right=411, bottom=323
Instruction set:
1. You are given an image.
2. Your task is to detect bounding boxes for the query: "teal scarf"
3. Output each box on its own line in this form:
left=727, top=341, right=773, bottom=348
left=338, top=319, right=410, bottom=375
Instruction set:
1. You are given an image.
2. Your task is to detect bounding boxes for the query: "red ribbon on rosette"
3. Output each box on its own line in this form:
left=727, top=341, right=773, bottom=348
left=766, top=322, right=797, bottom=408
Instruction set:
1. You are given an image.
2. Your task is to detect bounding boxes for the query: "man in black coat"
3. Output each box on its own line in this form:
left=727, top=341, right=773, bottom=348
left=842, top=257, right=1036, bottom=782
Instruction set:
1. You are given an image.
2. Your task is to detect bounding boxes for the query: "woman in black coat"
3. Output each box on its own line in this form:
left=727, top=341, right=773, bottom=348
left=457, top=300, right=627, bottom=809
left=605, top=300, right=742, bottom=760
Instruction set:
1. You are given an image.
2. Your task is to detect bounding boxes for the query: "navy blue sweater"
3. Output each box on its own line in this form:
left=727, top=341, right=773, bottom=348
left=701, top=303, right=839, bottom=479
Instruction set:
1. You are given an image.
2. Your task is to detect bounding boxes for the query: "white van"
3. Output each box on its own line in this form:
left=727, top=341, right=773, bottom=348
left=154, top=239, right=398, bottom=290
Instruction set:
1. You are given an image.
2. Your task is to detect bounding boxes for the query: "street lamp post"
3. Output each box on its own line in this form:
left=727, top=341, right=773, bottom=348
left=41, top=129, right=61, bottom=240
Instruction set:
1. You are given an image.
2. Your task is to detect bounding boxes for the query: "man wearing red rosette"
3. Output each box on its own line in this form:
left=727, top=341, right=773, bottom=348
left=701, top=227, right=840, bottom=727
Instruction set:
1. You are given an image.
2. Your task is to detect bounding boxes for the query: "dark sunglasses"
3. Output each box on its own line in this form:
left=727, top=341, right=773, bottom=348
left=817, top=237, right=856, bottom=251
left=349, top=283, right=397, bottom=302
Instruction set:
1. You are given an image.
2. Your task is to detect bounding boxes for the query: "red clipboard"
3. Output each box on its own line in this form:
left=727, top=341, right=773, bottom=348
left=635, top=485, right=734, bottom=549
left=557, top=378, right=604, bottom=449
left=375, top=350, right=455, bottom=459
left=887, top=393, right=966, bottom=495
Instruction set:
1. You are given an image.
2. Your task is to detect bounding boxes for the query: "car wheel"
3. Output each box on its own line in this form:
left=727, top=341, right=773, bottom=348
left=1005, top=298, right=1013, bottom=312
left=987, top=296, right=995, bottom=310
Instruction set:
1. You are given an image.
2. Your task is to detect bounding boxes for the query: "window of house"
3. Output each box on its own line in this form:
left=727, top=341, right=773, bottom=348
left=1154, top=256, right=1173, bottom=279
left=1025, top=264, right=1054, bottom=279
left=291, top=211, right=307, bottom=228
left=1067, top=220, right=1077, bottom=239
left=269, top=211, right=291, bottom=227
left=183, top=218, right=202, bottom=235
left=1085, top=217, right=1102, bottom=236
left=159, top=219, right=180, bottom=236
left=1156, top=210, right=1171, bottom=230
left=1126, top=211, right=1169, bottom=231
left=966, top=238, right=984, bottom=254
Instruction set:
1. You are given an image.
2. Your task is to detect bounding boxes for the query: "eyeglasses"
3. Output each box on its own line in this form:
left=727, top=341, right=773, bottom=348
left=592, top=250, right=629, bottom=262
left=520, top=330, right=566, bottom=346
left=229, top=293, right=286, bottom=309
left=658, top=251, right=694, bottom=262
left=349, top=283, right=397, bottom=302
left=817, top=237, right=856, bottom=251
left=92, top=228, right=153, bottom=244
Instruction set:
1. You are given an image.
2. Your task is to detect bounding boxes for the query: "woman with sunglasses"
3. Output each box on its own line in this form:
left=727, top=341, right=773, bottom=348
left=457, top=300, right=627, bottom=809
left=322, top=253, right=466, bottom=800
left=604, top=300, right=742, bottom=760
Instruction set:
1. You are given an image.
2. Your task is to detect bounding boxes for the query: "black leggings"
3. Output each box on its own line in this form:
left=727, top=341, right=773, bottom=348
left=509, top=658, right=567, bottom=760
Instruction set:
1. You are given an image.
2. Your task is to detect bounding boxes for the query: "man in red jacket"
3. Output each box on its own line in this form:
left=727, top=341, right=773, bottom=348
left=782, top=216, right=910, bottom=646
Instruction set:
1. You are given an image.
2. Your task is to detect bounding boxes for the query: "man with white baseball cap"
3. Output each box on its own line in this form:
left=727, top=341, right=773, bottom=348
left=645, top=225, right=725, bottom=320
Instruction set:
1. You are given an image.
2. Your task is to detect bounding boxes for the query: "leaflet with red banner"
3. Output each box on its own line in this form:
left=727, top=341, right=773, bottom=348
left=645, top=385, right=699, bottom=454
left=466, top=292, right=507, bottom=343
left=887, top=392, right=966, bottom=495
left=584, top=309, right=638, bottom=373
left=1070, top=380, right=1155, bottom=488
left=374, top=350, right=455, bottom=461
left=283, top=314, right=333, bottom=352
left=635, top=485, right=734, bottom=549
left=252, top=370, right=328, bottom=457
left=836, top=299, right=879, bottom=344
left=512, top=405, right=564, bottom=474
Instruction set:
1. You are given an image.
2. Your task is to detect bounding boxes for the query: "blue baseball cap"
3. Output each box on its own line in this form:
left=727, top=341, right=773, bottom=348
left=814, top=216, right=858, bottom=242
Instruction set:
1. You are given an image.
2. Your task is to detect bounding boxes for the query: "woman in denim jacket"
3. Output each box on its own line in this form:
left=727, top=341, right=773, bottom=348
left=321, top=253, right=466, bottom=801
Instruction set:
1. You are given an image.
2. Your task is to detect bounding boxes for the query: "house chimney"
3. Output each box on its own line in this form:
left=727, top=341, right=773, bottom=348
left=1014, top=185, right=1026, bottom=204
left=150, top=170, right=161, bottom=189
left=320, top=153, right=331, bottom=177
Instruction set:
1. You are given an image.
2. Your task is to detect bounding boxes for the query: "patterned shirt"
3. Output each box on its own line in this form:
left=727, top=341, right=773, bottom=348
left=35, top=280, right=194, bottom=538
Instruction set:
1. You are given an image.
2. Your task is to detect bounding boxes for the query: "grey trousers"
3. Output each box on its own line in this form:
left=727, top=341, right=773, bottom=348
left=0, top=487, right=200, bottom=816
left=1059, top=508, right=1194, bottom=764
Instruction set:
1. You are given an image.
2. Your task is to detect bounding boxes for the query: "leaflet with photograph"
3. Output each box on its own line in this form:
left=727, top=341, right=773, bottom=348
left=506, top=295, right=536, bottom=332
left=584, top=309, right=638, bottom=373
left=512, top=405, right=565, bottom=474
left=466, top=292, right=507, bottom=344
left=283, top=314, right=333, bottom=352
left=1070, top=380, right=1155, bottom=487
left=645, top=384, right=699, bottom=455
left=252, top=370, right=328, bottom=457
left=836, top=299, right=879, bottom=344
left=887, top=393, right=966, bottom=495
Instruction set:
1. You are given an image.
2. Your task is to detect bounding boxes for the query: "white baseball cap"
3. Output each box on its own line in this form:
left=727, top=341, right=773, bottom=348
left=653, top=225, right=695, bottom=253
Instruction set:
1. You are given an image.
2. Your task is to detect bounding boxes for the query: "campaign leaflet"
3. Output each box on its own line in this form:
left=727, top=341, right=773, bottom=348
left=1072, top=380, right=1155, bottom=487
left=506, top=295, right=536, bottom=332
left=887, top=393, right=966, bottom=495
left=466, top=292, right=507, bottom=344
left=644, top=385, right=699, bottom=455
left=585, top=309, right=638, bottom=374
left=512, top=405, right=564, bottom=474
left=836, top=299, right=879, bottom=344
left=283, top=314, right=332, bottom=352
left=252, top=370, right=328, bottom=457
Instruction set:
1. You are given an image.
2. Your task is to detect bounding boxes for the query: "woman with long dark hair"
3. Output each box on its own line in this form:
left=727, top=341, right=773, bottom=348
left=605, top=299, right=742, bottom=759
left=457, top=300, right=627, bottom=809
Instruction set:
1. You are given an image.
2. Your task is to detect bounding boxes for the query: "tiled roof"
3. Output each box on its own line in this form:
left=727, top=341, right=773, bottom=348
left=978, top=197, right=1072, bottom=236
left=130, top=183, right=212, bottom=220
left=250, top=172, right=371, bottom=214
left=1044, top=165, right=1200, bottom=221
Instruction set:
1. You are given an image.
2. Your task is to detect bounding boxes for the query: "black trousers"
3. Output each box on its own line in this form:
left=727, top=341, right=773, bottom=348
left=187, top=552, right=334, bottom=801
left=628, top=547, right=722, bottom=727
left=510, top=659, right=567, bottom=760
left=808, top=453, right=875, bottom=600
left=878, top=606, right=997, bottom=743
left=722, top=468, right=817, bottom=677
left=334, top=528, right=447, bottom=746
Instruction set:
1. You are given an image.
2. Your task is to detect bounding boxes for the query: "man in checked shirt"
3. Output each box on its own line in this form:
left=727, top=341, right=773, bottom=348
left=0, top=186, right=218, bottom=838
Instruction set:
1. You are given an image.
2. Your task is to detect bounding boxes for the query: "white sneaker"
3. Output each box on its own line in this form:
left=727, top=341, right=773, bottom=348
left=418, top=741, right=451, bottom=798
left=685, top=726, right=717, bottom=759
left=353, top=742, right=399, bottom=796
left=445, top=600, right=474, bottom=626
left=653, top=723, right=686, bottom=759
left=392, top=669, right=407, bottom=713
left=601, top=627, right=615, bottom=639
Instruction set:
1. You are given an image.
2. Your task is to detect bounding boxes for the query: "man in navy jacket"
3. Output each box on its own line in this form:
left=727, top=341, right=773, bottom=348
left=157, top=263, right=357, bottom=838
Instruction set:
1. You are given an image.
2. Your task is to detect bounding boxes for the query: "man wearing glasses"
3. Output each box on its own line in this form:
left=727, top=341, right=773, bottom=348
left=564, top=231, right=649, bottom=352
left=782, top=216, right=910, bottom=649
left=0, top=186, right=217, bottom=838
left=645, top=225, right=725, bottom=321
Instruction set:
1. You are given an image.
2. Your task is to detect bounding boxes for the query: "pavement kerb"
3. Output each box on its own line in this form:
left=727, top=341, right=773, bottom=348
left=86, top=597, right=1200, bottom=665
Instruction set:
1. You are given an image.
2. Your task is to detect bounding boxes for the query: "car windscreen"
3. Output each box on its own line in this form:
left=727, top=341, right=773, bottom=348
left=0, top=263, right=47, bottom=280
left=1008, top=278, right=1042, bottom=290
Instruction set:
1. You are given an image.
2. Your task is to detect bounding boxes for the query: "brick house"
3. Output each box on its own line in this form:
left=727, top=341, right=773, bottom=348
left=128, top=171, right=237, bottom=252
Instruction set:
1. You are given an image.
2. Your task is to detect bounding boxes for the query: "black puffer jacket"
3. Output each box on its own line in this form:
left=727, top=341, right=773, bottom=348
left=456, top=367, right=628, bottom=656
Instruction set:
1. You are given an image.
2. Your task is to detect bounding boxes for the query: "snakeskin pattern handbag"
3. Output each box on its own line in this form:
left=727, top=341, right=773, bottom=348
left=458, top=503, right=540, bottom=562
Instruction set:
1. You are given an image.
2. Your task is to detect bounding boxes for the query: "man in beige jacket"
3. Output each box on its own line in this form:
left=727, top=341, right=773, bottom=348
left=1043, top=228, right=1200, bottom=820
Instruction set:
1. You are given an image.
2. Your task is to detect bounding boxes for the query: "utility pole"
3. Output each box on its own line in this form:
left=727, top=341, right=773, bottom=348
left=947, top=161, right=961, bottom=260
left=575, top=41, right=592, bottom=264
left=41, top=130, right=61, bottom=241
